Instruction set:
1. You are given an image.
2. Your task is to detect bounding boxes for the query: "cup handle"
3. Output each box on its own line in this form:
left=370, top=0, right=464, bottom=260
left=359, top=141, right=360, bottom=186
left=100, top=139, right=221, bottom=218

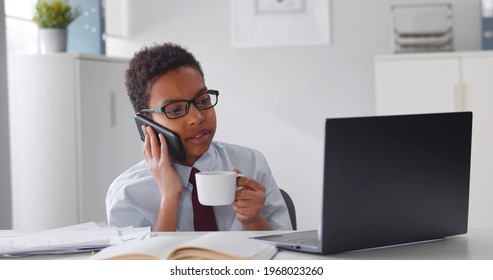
left=236, top=173, right=245, bottom=191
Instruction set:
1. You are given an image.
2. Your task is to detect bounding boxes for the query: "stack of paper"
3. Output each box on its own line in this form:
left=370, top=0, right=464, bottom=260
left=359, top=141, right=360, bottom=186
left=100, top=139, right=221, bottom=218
left=391, top=3, right=454, bottom=53
left=0, top=222, right=150, bottom=258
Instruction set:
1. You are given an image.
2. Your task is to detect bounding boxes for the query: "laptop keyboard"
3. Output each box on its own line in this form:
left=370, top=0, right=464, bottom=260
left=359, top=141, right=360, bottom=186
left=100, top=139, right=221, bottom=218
left=279, top=230, right=320, bottom=246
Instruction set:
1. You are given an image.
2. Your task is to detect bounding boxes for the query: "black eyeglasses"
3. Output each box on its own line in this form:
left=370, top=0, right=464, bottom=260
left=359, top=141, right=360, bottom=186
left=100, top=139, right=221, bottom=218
left=139, top=90, right=219, bottom=119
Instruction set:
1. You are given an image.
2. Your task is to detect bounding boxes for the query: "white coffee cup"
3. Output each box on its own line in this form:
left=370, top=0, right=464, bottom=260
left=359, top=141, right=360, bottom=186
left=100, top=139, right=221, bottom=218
left=195, top=171, right=242, bottom=206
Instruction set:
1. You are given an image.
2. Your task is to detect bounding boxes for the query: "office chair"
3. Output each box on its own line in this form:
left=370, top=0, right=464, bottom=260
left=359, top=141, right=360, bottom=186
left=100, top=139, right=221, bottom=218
left=279, top=189, right=297, bottom=230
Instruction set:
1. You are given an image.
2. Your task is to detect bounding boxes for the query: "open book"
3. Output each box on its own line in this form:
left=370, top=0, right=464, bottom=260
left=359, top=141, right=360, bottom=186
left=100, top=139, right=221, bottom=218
left=89, top=232, right=277, bottom=260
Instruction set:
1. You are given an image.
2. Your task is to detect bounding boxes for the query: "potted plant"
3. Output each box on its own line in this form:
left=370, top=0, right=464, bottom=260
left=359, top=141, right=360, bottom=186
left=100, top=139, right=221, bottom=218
left=32, top=0, right=82, bottom=53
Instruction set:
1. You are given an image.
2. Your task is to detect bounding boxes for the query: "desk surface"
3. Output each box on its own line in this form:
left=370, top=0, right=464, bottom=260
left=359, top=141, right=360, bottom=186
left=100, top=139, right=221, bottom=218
left=275, top=228, right=493, bottom=260
left=5, top=228, right=493, bottom=260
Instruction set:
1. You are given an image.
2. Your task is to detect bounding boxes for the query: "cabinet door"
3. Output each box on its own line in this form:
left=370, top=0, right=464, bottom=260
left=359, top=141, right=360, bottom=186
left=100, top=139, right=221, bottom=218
left=462, top=57, right=493, bottom=228
left=375, top=58, right=461, bottom=115
left=77, top=59, right=142, bottom=224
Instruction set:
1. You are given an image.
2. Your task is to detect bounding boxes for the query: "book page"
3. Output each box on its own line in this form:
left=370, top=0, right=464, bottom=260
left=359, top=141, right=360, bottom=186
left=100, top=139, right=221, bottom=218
left=169, top=232, right=277, bottom=260
left=89, top=236, right=189, bottom=260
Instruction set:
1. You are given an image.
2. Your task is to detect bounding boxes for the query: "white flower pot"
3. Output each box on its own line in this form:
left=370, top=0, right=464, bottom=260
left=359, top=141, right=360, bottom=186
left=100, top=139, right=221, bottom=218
left=39, top=28, right=68, bottom=54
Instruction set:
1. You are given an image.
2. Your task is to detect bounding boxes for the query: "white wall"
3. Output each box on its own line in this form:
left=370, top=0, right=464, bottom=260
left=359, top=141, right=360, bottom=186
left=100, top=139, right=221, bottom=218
left=0, top=0, right=12, bottom=229
left=104, top=0, right=481, bottom=230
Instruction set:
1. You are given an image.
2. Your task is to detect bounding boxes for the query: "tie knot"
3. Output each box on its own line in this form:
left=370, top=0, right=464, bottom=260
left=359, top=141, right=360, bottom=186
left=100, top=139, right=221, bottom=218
left=189, top=167, right=200, bottom=186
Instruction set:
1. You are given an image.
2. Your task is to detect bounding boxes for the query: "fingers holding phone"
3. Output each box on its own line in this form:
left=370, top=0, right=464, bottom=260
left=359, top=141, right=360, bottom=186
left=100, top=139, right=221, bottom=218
left=142, top=125, right=170, bottom=165
left=135, top=114, right=186, bottom=163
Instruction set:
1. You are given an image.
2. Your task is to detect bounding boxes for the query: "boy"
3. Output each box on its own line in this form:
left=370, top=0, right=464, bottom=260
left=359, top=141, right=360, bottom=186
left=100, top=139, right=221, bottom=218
left=106, top=42, right=292, bottom=231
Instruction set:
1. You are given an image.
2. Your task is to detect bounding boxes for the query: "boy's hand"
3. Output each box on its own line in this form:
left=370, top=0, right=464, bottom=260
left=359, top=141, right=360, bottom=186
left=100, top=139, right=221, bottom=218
left=142, top=125, right=183, bottom=231
left=232, top=169, right=271, bottom=230
left=141, top=125, right=183, bottom=202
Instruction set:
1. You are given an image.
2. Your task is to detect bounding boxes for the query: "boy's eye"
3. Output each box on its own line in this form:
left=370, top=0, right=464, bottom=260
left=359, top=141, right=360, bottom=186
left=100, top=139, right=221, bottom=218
left=165, top=102, right=186, bottom=116
left=196, top=94, right=212, bottom=107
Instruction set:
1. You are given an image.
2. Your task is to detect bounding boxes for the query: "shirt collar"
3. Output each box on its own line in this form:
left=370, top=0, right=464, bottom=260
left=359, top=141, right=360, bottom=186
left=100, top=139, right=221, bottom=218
left=172, top=143, right=218, bottom=188
left=193, top=144, right=217, bottom=172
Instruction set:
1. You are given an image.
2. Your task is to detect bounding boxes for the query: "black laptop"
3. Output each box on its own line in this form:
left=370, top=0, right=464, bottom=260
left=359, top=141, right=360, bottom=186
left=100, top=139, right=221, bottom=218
left=255, top=112, right=473, bottom=254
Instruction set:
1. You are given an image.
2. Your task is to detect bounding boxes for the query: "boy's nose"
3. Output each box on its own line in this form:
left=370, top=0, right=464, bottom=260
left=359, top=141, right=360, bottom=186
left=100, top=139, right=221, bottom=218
left=187, top=104, right=205, bottom=125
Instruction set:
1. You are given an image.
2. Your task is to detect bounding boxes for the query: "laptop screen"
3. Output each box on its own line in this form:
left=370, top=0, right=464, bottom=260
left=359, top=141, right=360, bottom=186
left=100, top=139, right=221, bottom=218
left=320, top=112, right=472, bottom=254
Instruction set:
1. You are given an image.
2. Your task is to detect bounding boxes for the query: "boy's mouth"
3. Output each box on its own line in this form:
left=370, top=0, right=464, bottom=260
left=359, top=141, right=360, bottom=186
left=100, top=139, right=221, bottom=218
left=186, top=129, right=211, bottom=144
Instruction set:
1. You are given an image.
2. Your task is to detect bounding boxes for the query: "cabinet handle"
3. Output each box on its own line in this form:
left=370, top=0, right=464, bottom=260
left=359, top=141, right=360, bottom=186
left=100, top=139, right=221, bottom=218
left=454, top=84, right=464, bottom=111
left=110, top=92, right=116, bottom=127
left=454, top=83, right=470, bottom=112
left=462, top=83, right=469, bottom=111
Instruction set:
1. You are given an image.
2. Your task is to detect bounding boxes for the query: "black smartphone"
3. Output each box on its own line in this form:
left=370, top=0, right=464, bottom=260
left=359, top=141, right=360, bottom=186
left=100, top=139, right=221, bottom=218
left=134, top=114, right=186, bottom=163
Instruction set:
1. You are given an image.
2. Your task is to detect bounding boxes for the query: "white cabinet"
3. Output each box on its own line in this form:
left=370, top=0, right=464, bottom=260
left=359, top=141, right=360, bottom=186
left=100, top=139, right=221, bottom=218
left=8, top=54, right=142, bottom=229
left=375, top=51, right=493, bottom=228
left=375, top=57, right=461, bottom=114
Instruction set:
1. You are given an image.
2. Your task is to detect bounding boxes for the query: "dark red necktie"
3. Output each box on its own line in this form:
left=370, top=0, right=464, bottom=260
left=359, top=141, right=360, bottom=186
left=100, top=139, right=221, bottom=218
left=190, top=168, right=218, bottom=231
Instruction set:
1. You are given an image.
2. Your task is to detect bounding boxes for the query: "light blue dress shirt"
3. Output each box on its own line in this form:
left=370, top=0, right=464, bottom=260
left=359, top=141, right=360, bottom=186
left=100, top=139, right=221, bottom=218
left=106, top=141, right=292, bottom=231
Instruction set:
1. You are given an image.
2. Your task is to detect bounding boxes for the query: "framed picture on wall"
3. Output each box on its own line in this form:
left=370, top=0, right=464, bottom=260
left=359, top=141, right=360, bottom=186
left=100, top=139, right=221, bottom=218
left=231, top=0, right=331, bottom=47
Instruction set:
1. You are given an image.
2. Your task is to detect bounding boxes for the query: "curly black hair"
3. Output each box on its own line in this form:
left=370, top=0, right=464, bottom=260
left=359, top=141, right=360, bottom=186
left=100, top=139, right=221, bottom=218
left=125, top=42, right=204, bottom=113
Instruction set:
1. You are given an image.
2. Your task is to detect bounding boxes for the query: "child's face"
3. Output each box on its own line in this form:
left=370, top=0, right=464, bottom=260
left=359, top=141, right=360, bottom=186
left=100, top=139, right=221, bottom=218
left=147, top=66, right=217, bottom=166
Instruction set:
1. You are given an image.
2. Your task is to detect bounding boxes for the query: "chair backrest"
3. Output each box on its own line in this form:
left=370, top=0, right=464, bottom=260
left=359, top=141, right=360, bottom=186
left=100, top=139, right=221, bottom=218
left=279, top=188, right=297, bottom=230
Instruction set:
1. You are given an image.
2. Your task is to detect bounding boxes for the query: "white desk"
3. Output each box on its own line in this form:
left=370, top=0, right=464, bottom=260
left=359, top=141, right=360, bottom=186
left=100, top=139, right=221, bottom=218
left=4, top=228, right=493, bottom=260
left=273, top=228, right=493, bottom=260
